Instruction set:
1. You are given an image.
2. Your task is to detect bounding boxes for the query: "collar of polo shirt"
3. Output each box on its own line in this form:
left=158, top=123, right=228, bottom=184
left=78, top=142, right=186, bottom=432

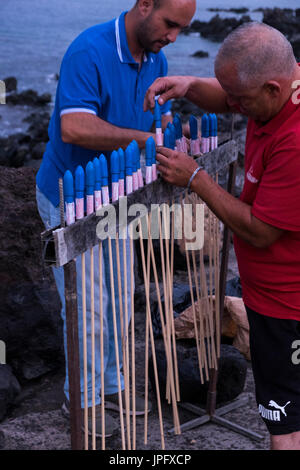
left=115, top=11, right=152, bottom=66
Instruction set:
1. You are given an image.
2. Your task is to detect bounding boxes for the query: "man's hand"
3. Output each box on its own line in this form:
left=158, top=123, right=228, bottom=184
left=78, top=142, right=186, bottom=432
left=156, top=147, right=199, bottom=187
left=144, top=76, right=194, bottom=112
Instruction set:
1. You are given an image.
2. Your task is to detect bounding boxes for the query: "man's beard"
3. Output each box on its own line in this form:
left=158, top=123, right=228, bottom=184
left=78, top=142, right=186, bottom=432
left=136, top=18, right=168, bottom=53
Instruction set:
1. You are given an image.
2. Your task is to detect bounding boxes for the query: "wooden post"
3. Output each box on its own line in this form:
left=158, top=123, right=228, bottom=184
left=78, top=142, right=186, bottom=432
left=64, top=260, right=83, bottom=450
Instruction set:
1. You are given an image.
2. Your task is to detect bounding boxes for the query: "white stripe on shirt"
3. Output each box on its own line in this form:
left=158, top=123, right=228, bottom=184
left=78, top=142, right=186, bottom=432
left=115, top=17, right=123, bottom=63
left=60, top=108, right=97, bottom=117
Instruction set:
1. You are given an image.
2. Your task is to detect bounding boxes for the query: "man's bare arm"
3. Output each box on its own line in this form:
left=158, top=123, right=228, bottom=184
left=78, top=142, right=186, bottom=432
left=156, top=148, right=283, bottom=249
left=61, top=112, right=154, bottom=150
left=144, top=76, right=236, bottom=114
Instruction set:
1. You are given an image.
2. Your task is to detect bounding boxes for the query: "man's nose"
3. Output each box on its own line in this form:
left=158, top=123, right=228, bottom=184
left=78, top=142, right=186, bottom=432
left=166, top=28, right=180, bottom=43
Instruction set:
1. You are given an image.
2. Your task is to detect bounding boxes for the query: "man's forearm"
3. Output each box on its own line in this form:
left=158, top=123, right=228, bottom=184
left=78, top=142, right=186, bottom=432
left=61, top=112, right=154, bottom=150
left=185, top=76, right=230, bottom=113
left=190, top=169, right=283, bottom=248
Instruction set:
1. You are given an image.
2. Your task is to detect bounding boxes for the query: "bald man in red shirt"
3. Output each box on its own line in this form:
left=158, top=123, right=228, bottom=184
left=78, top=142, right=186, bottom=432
left=144, top=22, right=300, bottom=450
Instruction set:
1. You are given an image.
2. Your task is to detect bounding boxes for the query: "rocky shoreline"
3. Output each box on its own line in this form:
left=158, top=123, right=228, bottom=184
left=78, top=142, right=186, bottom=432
left=184, top=7, right=300, bottom=59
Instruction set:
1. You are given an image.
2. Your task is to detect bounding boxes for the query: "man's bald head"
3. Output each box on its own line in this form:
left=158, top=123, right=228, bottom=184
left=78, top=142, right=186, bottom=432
left=215, top=22, right=297, bottom=88
left=134, top=0, right=164, bottom=9
left=134, top=0, right=194, bottom=9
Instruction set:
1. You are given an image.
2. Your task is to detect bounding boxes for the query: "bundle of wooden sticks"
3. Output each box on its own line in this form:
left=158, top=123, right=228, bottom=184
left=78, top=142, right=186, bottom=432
left=73, top=191, right=221, bottom=450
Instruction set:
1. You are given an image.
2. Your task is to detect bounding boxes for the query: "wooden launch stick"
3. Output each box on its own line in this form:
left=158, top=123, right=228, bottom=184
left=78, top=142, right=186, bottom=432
left=115, top=232, right=131, bottom=450
left=129, top=223, right=136, bottom=449
left=81, top=253, right=89, bottom=450
left=149, top=212, right=181, bottom=434
left=158, top=206, right=171, bottom=404
left=98, top=242, right=105, bottom=450
left=144, top=220, right=151, bottom=444
left=108, top=236, right=126, bottom=449
left=162, top=204, right=180, bottom=402
left=168, top=201, right=180, bottom=402
left=181, top=194, right=204, bottom=385
left=189, top=193, right=206, bottom=382
left=138, top=216, right=165, bottom=449
left=89, top=246, right=96, bottom=450
left=214, top=175, right=221, bottom=358
left=191, top=193, right=212, bottom=379
left=190, top=241, right=205, bottom=383
left=207, top=210, right=214, bottom=370
left=199, top=203, right=217, bottom=373
left=122, top=234, right=131, bottom=449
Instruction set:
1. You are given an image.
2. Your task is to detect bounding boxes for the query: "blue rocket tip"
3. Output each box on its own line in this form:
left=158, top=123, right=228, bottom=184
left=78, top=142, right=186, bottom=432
left=201, top=114, right=209, bottom=138
left=189, top=115, right=198, bottom=141
left=93, top=157, right=102, bottom=191
left=99, top=154, right=108, bottom=187
left=173, top=115, right=183, bottom=140
left=63, top=170, right=74, bottom=203
left=118, top=148, right=125, bottom=179
left=131, top=140, right=141, bottom=170
left=163, top=127, right=171, bottom=149
left=110, top=150, right=120, bottom=183
left=167, top=122, right=174, bottom=149
left=125, top=144, right=133, bottom=176
left=75, top=165, right=85, bottom=198
left=154, top=98, right=162, bottom=127
left=213, top=114, right=218, bottom=136
left=146, top=136, right=156, bottom=166
left=86, top=161, right=95, bottom=196
left=169, top=123, right=176, bottom=150
left=208, top=114, right=214, bottom=137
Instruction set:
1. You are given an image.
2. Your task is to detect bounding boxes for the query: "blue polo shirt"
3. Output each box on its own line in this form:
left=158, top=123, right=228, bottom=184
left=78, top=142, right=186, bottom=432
left=37, top=11, right=171, bottom=207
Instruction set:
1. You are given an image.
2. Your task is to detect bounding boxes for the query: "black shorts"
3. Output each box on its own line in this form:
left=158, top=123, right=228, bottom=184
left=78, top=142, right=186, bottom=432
left=246, top=306, right=300, bottom=436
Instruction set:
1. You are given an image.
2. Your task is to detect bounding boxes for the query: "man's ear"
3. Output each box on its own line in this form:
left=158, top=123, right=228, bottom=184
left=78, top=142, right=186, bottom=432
left=136, top=0, right=154, bottom=17
left=263, top=80, right=281, bottom=98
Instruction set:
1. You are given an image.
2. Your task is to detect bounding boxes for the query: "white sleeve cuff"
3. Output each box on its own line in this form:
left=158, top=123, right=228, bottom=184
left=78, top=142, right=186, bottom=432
left=162, top=111, right=172, bottom=116
left=60, top=108, right=97, bottom=117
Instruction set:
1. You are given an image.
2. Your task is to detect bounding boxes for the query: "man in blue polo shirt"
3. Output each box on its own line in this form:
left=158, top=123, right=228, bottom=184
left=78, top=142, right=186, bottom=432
left=36, top=0, right=196, bottom=438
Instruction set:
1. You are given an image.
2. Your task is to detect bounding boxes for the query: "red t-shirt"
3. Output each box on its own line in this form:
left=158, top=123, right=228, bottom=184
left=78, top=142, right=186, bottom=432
left=233, top=92, right=300, bottom=321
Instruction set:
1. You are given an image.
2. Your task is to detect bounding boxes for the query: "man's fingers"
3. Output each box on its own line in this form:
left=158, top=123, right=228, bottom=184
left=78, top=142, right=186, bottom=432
left=156, top=146, right=174, bottom=158
left=144, top=78, right=175, bottom=111
left=144, top=88, right=156, bottom=112
left=156, top=151, right=171, bottom=166
left=156, top=88, right=175, bottom=107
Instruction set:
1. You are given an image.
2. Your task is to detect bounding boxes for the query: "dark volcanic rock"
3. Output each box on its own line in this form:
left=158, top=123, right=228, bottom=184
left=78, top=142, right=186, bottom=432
left=6, top=89, right=51, bottom=106
left=0, top=429, right=4, bottom=449
left=0, top=111, right=50, bottom=168
left=291, top=35, right=300, bottom=61
left=0, top=365, right=21, bottom=421
left=31, top=142, right=47, bottom=160
left=149, top=340, right=247, bottom=405
left=185, top=15, right=252, bottom=42
left=3, top=77, right=17, bottom=93
left=191, top=50, right=209, bottom=58
left=208, top=8, right=249, bottom=14
left=262, top=8, right=300, bottom=39
left=172, top=98, right=203, bottom=119
left=0, top=133, right=31, bottom=168
left=0, top=167, right=64, bottom=383
left=171, top=98, right=248, bottom=134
